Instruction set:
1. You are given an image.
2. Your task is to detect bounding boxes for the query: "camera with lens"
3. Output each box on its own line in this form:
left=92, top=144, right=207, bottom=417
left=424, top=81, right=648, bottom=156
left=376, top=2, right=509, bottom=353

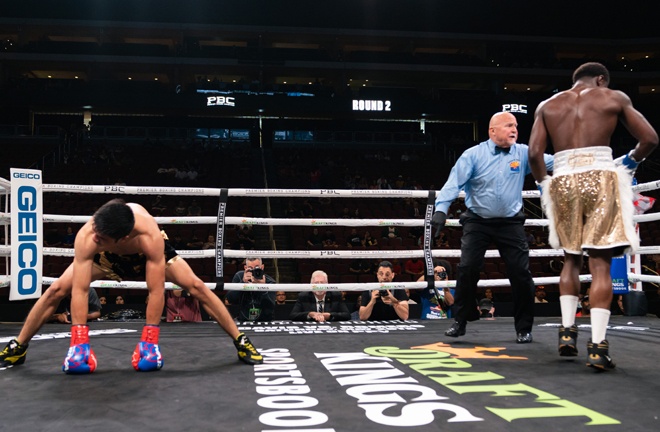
left=250, top=267, right=264, bottom=279
left=438, top=271, right=447, bottom=279
left=379, top=289, right=389, bottom=297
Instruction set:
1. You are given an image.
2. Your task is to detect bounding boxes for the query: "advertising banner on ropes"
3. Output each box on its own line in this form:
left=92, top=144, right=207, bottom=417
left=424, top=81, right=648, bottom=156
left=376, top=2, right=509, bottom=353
left=10, top=168, right=43, bottom=301
left=611, top=255, right=629, bottom=295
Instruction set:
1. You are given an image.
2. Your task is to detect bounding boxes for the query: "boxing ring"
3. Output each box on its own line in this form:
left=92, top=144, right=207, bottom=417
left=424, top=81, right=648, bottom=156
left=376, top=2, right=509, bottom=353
left=1, top=173, right=660, bottom=431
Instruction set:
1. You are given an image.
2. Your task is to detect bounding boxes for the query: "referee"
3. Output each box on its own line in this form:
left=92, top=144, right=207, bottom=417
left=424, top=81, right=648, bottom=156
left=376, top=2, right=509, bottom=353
left=432, top=111, right=554, bottom=343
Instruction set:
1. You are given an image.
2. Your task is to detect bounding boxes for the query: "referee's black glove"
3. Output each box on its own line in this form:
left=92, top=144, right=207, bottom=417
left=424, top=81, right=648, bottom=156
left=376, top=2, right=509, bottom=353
left=430, top=211, right=447, bottom=238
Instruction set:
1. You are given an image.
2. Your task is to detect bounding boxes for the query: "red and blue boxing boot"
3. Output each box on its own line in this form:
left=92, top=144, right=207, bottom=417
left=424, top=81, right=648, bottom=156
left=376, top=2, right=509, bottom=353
left=63, top=324, right=97, bottom=374
left=132, top=325, right=163, bottom=371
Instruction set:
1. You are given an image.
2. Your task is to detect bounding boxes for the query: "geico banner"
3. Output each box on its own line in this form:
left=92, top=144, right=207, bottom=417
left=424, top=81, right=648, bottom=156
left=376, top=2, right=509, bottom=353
left=10, top=168, right=43, bottom=301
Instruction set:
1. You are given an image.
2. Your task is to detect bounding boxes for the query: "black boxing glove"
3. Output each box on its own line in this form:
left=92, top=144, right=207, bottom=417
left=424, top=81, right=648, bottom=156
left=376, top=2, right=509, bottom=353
left=430, top=211, right=447, bottom=237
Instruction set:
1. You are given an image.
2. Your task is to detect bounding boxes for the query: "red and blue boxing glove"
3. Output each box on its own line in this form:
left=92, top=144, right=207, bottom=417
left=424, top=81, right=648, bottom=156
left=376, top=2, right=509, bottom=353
left=132, top=325, right=163, bottom=371
left=614, top=150, right=644, bottom=177
left=63, top=324, right=97, bottom=374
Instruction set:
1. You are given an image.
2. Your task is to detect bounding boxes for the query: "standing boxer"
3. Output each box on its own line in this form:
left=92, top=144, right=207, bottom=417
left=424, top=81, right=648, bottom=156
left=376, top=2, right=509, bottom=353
left=529, top=62, right=658, bottom=370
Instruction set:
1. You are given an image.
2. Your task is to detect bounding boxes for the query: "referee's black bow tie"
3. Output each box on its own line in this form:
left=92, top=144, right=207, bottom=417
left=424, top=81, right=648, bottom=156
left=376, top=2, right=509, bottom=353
left=495, top=146, right=510, bottom=154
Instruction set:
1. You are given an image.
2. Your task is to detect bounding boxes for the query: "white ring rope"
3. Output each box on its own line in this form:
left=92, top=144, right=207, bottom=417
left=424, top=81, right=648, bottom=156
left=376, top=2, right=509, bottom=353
left=3, top=245, right=660, bottom=259
left=3, top=212, right=660, bottom=227
left=2, top=212, right=660, bottom=229
left=630, top=274, right=660, bottom=284
left=31, top=179, right=660, bottom=197
left=2, top=273, right=659, bottom=291
left=43, top=184, right=433, bottom=198
left=0, top=177, right=10, bottom=190
left=632, top=179, right=660, bottom=194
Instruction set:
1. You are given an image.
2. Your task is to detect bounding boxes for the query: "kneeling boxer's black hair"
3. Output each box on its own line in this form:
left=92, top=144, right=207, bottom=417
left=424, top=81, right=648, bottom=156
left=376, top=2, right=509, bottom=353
left=93, top=198, right=135, bottom=240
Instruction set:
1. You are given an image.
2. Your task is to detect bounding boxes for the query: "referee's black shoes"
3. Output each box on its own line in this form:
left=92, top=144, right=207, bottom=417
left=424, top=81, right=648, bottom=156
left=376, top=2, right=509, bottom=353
left=516, top=332, right=533, bottom=344
left=444, top=321, right=467, bottom=337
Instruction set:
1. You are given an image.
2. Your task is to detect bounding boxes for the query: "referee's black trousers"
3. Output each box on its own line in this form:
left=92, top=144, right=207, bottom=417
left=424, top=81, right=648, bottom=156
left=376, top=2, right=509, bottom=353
left=452, top=211, right=535, bottom=334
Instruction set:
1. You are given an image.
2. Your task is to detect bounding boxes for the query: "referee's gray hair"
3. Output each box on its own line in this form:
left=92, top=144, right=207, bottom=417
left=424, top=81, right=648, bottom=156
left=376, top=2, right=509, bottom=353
left=310, top=270, right=328, bottom=283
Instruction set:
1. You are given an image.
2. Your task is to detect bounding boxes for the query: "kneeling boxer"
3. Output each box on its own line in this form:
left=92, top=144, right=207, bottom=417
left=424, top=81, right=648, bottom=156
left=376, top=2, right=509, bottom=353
left=1, top=199, right=262, bottom=373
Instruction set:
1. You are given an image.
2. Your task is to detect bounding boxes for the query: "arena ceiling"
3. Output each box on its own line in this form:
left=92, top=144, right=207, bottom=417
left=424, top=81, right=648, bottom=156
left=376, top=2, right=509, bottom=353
left=1, top=0, right=658, bottom=124
left=2, top=0, right=658, bottom=39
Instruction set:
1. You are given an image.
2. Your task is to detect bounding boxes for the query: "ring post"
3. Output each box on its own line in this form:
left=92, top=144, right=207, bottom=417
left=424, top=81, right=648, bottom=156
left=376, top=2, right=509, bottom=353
left=10, top=168, right=43, bottom=301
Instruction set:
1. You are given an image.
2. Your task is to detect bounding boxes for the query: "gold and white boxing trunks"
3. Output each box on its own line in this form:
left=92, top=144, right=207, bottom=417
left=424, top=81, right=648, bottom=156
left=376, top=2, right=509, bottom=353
left=540, top=146, right=638, bottom=256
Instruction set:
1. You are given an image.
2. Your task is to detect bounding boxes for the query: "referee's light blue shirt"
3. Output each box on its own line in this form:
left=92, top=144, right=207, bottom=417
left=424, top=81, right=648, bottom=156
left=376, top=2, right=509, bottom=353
left=435, top=139, right=554, bottom=219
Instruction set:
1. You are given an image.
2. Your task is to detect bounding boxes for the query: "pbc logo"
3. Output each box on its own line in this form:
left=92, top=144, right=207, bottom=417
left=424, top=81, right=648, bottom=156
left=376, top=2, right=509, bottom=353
left=207, top=96, right=236, bottom=107
left=320, top=190, right=339, bottom=195
left=320, top=251, right=339, bottom=256
left=502, top=104, right=528, bottom=114
left=104, top=186, right=125, bottom=192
